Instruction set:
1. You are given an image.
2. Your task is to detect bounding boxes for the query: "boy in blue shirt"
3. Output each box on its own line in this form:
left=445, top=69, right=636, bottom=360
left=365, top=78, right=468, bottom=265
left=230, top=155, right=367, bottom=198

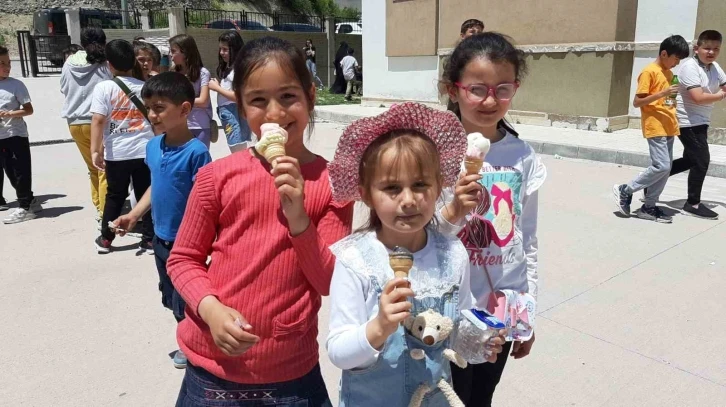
left=112, top=72, right=211, bottom=369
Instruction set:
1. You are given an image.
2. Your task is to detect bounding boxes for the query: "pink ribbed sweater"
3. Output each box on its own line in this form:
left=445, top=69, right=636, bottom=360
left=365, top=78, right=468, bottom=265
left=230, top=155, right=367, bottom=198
left=167, top=150, right=353, bottom=384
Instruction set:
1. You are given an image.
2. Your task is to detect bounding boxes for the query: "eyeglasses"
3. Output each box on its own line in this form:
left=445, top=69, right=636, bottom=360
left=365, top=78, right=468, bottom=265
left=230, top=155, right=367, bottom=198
left=455, top=82, right=519, bottom=102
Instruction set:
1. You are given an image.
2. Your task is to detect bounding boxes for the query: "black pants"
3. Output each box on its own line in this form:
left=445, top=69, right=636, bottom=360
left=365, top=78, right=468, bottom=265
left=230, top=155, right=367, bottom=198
left=101, top=158, right=153, bottom=241
left=670, top=125, right=710, bottom=205
left=0, top=136, right=34, bottom=209
left=451, top=341, right=512, bottom=407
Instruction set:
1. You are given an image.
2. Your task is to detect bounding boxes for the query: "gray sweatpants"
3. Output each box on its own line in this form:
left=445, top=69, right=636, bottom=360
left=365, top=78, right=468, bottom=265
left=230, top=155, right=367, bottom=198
left=626, top=136, right=675, bottom=207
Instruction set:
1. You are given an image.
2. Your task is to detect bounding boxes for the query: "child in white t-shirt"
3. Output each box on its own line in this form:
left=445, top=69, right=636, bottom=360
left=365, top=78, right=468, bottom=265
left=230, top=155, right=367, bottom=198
left=90, top=39, right=154, bottom=254
left=340, top=48, right=360, bottom=101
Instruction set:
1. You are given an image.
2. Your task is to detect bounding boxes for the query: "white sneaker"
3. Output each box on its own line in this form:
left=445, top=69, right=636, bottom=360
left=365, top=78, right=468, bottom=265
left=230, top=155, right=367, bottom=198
left=3, top=207, right=37, bottom=224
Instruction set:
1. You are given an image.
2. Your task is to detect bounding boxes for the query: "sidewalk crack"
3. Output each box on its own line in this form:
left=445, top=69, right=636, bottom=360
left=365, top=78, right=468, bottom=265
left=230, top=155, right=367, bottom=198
left=540, top=219, right=726, bottom=315
left=540, top=316, right=726, bottom=388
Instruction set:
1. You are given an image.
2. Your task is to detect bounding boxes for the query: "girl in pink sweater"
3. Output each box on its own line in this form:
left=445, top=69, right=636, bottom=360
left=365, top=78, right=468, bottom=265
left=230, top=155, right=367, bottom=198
left=167, top=37, right=353, bottom=406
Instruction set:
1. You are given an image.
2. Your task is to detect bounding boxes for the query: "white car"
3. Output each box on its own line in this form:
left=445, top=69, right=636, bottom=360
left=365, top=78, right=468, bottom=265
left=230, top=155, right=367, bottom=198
left=335, top=21, right=362, bottom=35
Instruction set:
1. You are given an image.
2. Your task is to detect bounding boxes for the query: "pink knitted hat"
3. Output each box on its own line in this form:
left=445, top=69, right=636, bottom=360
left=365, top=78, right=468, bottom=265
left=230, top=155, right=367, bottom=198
left=328, top=102, right=467, bottom=202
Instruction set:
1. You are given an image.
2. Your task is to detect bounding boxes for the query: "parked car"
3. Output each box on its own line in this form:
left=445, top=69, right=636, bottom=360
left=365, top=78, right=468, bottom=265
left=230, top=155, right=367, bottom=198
left=204, top=19, right=271, bottom=31
left=270, top=23, right=323, bottom=32
left=335, top=21, right=362, bottom=35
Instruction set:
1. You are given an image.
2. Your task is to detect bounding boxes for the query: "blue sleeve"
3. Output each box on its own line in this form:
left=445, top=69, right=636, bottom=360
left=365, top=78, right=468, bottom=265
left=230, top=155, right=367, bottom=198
left=191, top=149, right=212, bottom=182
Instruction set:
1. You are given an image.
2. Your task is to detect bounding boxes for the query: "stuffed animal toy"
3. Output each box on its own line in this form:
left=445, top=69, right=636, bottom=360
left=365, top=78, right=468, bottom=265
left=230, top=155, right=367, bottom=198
left=404, top=309, right=467, bottom=407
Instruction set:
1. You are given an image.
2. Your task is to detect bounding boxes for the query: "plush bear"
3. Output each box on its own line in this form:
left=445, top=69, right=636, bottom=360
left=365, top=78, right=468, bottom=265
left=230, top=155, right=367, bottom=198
left=404, top=309, right=467, bottom=407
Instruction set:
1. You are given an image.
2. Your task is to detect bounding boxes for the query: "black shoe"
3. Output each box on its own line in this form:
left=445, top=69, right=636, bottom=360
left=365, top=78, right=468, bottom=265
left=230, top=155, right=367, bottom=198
left=138, top=239, right=154, bottom=255
left=613, top=184, right=632, bottom=216
left=95, top=236, right=112, bottom=254
left=682, top=203, right=719, bottom=220
left=636, top=205, right=673, bottom=223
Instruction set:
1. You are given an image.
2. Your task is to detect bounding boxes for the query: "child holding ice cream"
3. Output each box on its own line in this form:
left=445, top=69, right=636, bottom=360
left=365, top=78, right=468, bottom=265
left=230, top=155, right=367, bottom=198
left=166, top=37, right=353, bottom=405
left=326, top=102, right=506, bottom=407
left=438, top=32, right=546, bottom=406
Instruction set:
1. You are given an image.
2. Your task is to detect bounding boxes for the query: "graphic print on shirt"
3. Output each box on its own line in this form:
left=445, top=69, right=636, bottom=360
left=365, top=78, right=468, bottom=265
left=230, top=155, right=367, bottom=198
left=108, top=89, right=146, bottom=134
left=458, top=165, right=523, bottom=268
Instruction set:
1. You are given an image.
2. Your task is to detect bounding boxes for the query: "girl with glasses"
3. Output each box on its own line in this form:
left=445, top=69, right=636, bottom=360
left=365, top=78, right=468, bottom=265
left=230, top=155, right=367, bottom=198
left=437, top=32, right=547, bottom=407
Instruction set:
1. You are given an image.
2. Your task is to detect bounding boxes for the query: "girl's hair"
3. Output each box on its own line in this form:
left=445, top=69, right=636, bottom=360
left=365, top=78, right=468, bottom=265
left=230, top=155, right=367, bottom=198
left=232, top=36, right=315, bottom=135
left=358, top=130, right=443, bottom=231
left=81, top=27, right=107, bottom=65
left=217, top=31, right=244, bottom=79
left=441, top=32, right=528, bottom=135
left=169, top=34, right=203, bottom=83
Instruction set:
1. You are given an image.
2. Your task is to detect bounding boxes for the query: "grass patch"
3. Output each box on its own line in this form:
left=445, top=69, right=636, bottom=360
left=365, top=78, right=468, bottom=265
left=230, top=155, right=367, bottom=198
left=0, top=35, right=5, bottom=47
left=316, top=88, right=361, bottom=106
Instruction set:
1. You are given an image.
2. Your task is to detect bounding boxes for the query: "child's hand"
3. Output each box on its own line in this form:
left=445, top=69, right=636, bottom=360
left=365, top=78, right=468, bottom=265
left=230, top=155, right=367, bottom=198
left=484, top=329, right=507, bottom=363
left=112, top=214, right=138, bottom=236
left=208, top=78, right=221, bottom=92
left=511, top=332, right=535, bottom=359
left=452, top=172, right=483, bottom=217
left=367, top=278, right=415, bottom=349
left=272, top=156, right=310, bottom=236
left=198, top=296, right=260, bottom=357
left=91, top=151, right=105, bottom=171
left=661, top=85, right=678, bottom=98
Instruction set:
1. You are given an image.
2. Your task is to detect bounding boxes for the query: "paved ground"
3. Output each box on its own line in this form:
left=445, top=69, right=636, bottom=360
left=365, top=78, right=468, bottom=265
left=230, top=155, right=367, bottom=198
left=1, top=120, right=725, bottom=406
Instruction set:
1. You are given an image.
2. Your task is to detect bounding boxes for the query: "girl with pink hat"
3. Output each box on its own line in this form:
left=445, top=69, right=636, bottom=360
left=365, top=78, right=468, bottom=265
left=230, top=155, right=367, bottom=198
left=326, top=102, right=506, bottom=406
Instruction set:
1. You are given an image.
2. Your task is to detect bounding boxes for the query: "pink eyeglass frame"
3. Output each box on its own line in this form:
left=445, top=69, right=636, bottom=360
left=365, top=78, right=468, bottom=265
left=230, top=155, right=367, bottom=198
left=454, top=82, right=520, bottom=101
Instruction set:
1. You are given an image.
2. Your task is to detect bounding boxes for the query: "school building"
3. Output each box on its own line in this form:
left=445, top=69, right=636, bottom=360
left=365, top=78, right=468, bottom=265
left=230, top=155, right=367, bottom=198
left=362, top=0, right=726, bottom=143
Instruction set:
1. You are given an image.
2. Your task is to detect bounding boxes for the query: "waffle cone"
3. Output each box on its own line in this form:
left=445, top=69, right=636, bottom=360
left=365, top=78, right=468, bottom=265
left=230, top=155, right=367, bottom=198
left=262, top=143, right=286, bottom=165
left=390, top=258, right=413, bottom=279
left=464, top=158, right=483, bottom=175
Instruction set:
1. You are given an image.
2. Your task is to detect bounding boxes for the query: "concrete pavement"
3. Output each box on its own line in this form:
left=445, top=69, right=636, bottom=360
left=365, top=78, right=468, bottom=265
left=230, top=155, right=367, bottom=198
left=1, top=121, right=725, bottom=406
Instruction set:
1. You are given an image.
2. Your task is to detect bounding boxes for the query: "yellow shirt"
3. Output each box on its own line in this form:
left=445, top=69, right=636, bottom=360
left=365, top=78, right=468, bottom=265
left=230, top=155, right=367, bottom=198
left=636, top=62, right=679, bottom=138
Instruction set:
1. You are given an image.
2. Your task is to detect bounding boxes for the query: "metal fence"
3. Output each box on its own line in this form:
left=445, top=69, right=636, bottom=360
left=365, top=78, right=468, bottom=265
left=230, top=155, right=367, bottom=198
left=149, top=10, right=169, bottom=29
left=80, top=8, right=142, bottom=29
left=184, top=8, right=326, bottom=32
left=16, top=30, right=70, bottom=77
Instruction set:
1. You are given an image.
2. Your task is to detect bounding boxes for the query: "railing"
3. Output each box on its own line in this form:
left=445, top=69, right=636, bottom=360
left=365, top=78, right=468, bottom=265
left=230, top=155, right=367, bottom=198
left=80, top=8, right=142, bottom=29
left=184, top=8, right=327, bottom=32
left=149, top=10, right=169, bottom=29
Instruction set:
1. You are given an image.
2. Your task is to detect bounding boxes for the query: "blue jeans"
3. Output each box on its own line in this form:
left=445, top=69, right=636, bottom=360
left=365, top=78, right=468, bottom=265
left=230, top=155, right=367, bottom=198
left=218, top=104, right=252, bottom=152
left=153, top=236, right=186, bottom=321
left=176, top=363, right=332, bottom=407
left=306, top=60, right=324, bottom=88
left=191, top=129, right=211, bottom=149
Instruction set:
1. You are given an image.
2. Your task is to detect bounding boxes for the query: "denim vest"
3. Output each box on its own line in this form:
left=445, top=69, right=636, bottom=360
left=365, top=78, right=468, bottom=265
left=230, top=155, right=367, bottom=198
left=331, top=230, right=467, bottom=407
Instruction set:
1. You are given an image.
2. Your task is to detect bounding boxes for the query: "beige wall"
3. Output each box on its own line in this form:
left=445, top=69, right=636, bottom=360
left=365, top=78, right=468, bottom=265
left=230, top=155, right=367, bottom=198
left=187, top=28, right=362, bottom=87
left=513, top=52, right=632, bottom=117
left=438, top=0, right=637, bottom=49
left=386, top=0, right=438, bottom=56
left=104, top=28, right=170, bottom=42
left=695, top=0, right=726, bottom=127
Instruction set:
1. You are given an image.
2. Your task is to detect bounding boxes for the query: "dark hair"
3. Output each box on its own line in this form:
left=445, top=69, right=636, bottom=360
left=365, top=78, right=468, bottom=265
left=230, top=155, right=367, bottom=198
left=347, top=48, right=355, bottom=55
left=81, top=27, right=107, bottom=64
left=440, top=32, right=527, bottom=135
left=461, top=19, right=485, bottom=34
left=232, top=36, right=315, bottom=135
left=134, top=41, right=161, bottom=67
left=170, top=34, right=203, bottom=83
left=141, top=71, right=195, bottom=106
left=359, top=130, right=442, bottom=232
left=217, top=30, right=244, bottom=79
left=697, top=30, right=723, bottom=46
left=0, top=46, right=7, bottom=57
left=105, top=39, right=136, bottom=73
left=660, top=35, right=690, bottom=59
left=63, top=44, right=84, bottom=56
left=133, top=36, right=145, bottom=41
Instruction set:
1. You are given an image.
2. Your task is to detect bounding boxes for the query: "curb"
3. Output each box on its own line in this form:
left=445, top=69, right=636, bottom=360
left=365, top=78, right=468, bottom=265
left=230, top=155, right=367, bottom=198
left=316, top=108, right=726, bottom=179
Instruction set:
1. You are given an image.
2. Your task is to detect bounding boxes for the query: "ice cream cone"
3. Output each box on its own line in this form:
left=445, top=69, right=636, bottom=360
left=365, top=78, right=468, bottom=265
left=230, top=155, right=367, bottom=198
left=262, top=143, right=286, bottom=165
left=464, top=157, right=484, bottom=175
left=389, top=247, right=413, bottom=281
